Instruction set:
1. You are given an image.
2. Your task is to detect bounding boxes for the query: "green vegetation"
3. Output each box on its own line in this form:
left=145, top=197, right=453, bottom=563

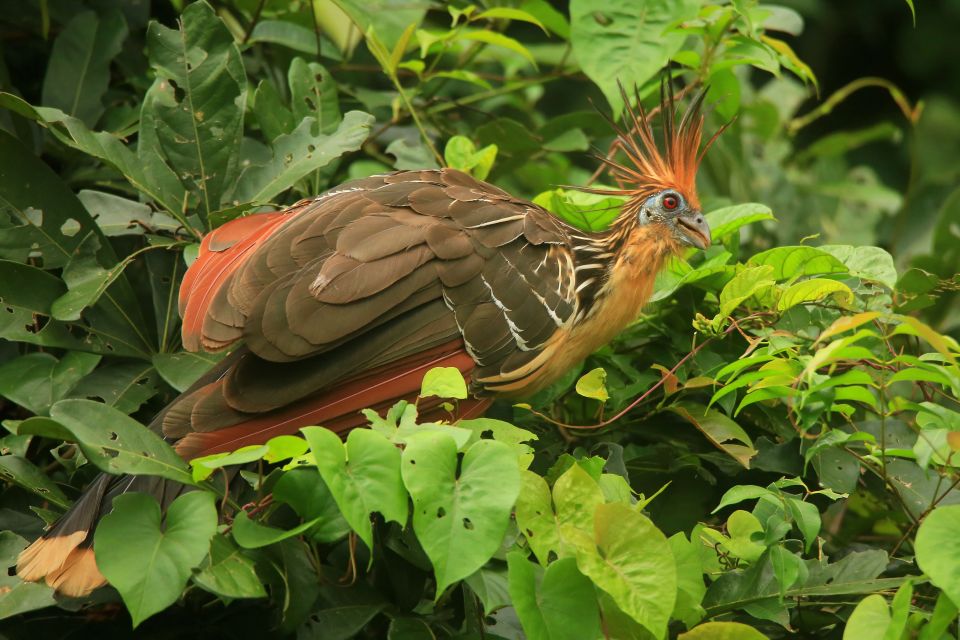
left=1, top=0, right=959, bottom=638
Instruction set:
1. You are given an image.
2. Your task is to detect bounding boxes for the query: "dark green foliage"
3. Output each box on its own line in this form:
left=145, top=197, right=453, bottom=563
left=1, top=0, right=959, bottom=638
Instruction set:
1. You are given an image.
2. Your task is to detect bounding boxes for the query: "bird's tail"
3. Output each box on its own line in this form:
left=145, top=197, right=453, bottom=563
left=16, top=473, right=191, bottom=596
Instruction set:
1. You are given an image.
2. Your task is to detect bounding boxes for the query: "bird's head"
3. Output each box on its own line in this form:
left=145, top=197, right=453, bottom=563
left=636, top=188, right=711, bottom=250
left=581, top=80, right=727, bottom=255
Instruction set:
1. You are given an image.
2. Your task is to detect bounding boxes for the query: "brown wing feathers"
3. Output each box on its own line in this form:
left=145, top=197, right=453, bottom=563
left=17, top=168, right=580, bottom=597
left=165, top=168, right=579, bottom=448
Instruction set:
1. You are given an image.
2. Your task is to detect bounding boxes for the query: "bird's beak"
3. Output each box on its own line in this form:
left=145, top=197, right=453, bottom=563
left=675, top=211, right=711, bottom=250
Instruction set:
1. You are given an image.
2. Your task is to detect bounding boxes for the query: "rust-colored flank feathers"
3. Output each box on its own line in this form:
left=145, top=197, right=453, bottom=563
left=17, top=82, right=724, bottom=597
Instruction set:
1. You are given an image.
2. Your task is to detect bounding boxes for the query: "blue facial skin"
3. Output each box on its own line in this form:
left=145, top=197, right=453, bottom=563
left=638, top=191, right=711, bottom=249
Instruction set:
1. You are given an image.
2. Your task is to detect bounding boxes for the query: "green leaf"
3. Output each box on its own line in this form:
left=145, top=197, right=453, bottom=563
left=272, top=468, right=352, bottom=543
left=443, top=136, right=498, bottom=180
left=786, top=498, right=821, bottom=553
left=253, top=79, right=296, bottom=140
left=0, top=95, right=187, bottom=220
left=461, top=30, right=537, bottom=68
left=41, top=10, right=128, bottom=127
left=420, top=366, right=468, bottom=400
left=746, top=246, right=848, bottom=280
left=706, top=203, right=775, bottom=241
left=193, top=534, right=267, bottom=599
left=718, top=265, right=776, bottom=317
left=401, top=432, right=520, bottom=594
left=153, top=351, right=224, bottom=392
left=68, top=361, right=158, bottom=414
left=712, top=485, right=776, bottom=513
left=680, top=622, right=771, bottom=639
left=0, top=130, right=149, bottom=354
left=50, top=399, right=193, bottom=484
left=474, top=8, right=547, bottom=32
left=670, top=533, right=707, bottom=627
left=231, top=510, right=324, bottom=549
left=575, top=367, right=609, bottom=403
left=94, top=491, right=218, bottom=627
left=671, top=403, right=757, bottom=468
left=0, top=351, right=99, bottom=415
left=140, top=1, right=246, bottom=218
left=570, top=0, right=699, bottom=113
left=331, top=0, right=428, bottom=50
left=915, top=504, right=960, bottom=607
left=573, top=502, right=676, bottom=638
left=884, top=580, right=912, bottom=640
left=701, top=511, right=766, bottom=563
left=77, top=190, right=155, bottom=237
left=465, top=565, right=511, bottom=615
left=248, top=20, right=336, bottom=57
left=843, top=594, right=890, bottom=640
left=776, top=278, right=854, bottom=311
left=919, top=592, right=958, bottom=640
left=289, top=58, right=341, bottom=134
left=302, top=426, right=407, bottom=551
left=533, top=188, right=623, bottom=232
left=190, top=445, right=269, bottom=482
left=820, top=245, right=898, bottom=289
left=50, top=235, right=140, bottom=322
left=234, top=111, right=374, bottom=203
left=0, top=455, right=70, bottom=508
left=515, top=470, right=562, bottom=564
left=507, top=553, right=602, bottom=640
left=519, top=0, right=571, bottom=38
left=552, top=462, right=606, bottom=545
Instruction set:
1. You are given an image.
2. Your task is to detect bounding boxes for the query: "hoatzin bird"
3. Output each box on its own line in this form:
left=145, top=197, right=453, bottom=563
left=17, top=86, right=720, bottom=596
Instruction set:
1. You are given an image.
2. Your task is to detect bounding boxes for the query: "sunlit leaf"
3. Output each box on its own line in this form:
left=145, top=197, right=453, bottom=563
left=95, top=491, right=218, bottom=627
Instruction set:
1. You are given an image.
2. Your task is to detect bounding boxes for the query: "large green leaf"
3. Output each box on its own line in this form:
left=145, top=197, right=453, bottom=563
left=289, top=58, right=341, bottom=134
left=234, top=110, right=374, bottom=203
left=843, top=594, right=890, bottom=640
left=0, top=94, right=187, bottom=220
left=41, top=10, right=128, bottom=127
left=302, top=426, right=407, bottom=551
left=68, top=362, right=159, bottom=415
left=272, top=468, right=352, bottom=543
left=0, top=351, right=99, bottom=415
left=706, top=203, right=776, bottom=241
left=746, top=246, right=848, bottom=281
left=231, top=510, right=324, bottom=549
left=507, top=553, right=602, bottom=640
left=820, top=245, right=898, bottom=289
left=140, top=1, right=246, bottom=219
left=776, top=278, right=854, bottom=311
left=570, top=0, right=700, bottom=113
left=572, top=502, right=676, bottom=638
left=332, top=0, right=428, bottom=49
left=153, top=351, right=223, bottom=392
left=0, top=455, right=71, bottom=508
left=94, top=491, right=218, bottom=627
left=915, top=505, right=960, bottom=607
left=50, top=399, right=193, bottom=484
left=193, top=534, right=267, bottom=599
left=0, top=130, right=152, bottom=354
left=401, top=432, right=521, bottom=594
left=680, top=622, right=771, bottom=639
left=718, top=265, right=776, bottom=317
left=514, top=464, right=606, bottom=565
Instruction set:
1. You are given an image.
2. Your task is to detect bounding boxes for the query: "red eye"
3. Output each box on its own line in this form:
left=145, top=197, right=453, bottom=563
left=662, top=194, right=679, bottom=210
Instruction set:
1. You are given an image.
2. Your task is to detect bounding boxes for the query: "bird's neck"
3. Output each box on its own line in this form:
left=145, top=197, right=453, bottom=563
left=571, top=223, right=676, bottom=325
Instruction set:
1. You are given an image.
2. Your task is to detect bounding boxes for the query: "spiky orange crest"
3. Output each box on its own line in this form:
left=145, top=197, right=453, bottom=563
left=585, top=80, right=727, bottom=216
